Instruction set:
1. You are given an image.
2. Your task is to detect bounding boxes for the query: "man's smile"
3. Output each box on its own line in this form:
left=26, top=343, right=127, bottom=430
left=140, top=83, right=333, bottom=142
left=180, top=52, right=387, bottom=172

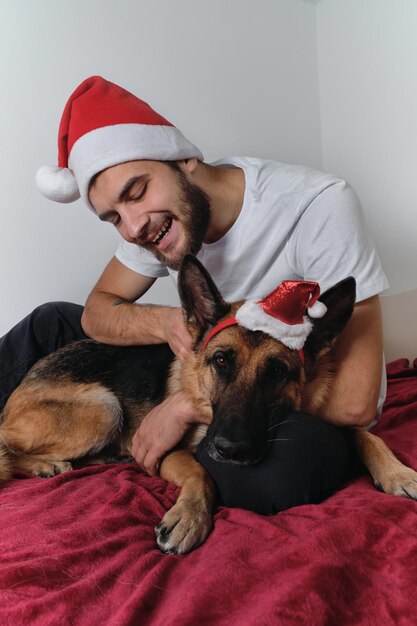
left=146, top=215, right=179, bottom=256
left=152, top=216, right=173, bottom=245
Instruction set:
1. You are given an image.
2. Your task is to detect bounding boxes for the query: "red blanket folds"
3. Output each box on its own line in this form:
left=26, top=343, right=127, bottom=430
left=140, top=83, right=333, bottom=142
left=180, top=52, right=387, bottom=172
left=1, top=359, right=417, bottom=626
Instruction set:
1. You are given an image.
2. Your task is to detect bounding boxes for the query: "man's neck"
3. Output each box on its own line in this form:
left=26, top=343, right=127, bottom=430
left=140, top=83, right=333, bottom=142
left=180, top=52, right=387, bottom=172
left=194, top=162, right=246, bottom=244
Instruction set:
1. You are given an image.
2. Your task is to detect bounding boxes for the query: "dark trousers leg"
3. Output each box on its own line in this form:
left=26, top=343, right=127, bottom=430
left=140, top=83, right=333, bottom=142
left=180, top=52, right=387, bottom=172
left=196, top=412, right=352, bottom=515
left=0, top=302, right=86, bottom=410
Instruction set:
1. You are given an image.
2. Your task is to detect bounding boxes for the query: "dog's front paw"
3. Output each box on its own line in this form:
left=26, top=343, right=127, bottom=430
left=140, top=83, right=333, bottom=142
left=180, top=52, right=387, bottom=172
left=155, top=500, right=213, bottom=554
left=376, top=464, right=417, bottom=499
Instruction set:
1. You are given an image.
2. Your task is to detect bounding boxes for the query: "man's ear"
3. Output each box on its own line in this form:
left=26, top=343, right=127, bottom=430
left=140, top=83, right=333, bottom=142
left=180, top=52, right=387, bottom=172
left=304, top=277, right=356, bottom=356
left=178, top=158, right=199, bottom=174
left=178, top=255, right=231, bottom=331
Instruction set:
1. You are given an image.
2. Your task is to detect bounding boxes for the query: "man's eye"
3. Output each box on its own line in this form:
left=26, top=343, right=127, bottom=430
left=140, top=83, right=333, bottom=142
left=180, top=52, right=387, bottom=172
left=130, top=183, right=148, bottom=202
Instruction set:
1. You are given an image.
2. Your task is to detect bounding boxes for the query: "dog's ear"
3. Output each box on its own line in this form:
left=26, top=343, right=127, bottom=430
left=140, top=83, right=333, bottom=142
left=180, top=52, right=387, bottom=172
left=178, top=255, right=231, bottom=330
left=304, top=277, right=356, bottom=355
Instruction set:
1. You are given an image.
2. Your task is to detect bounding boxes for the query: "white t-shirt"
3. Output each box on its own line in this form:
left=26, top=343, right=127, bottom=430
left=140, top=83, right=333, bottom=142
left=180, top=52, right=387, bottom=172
left=116, top=157, right=389, bottom=413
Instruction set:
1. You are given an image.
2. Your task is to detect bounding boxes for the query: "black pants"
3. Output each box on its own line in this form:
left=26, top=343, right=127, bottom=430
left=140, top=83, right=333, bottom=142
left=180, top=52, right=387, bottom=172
left=0, top=302, right=86, bottom=410
left=197, top=413, right=351, bottom=514
left=0, top=302, right=352, bottom=514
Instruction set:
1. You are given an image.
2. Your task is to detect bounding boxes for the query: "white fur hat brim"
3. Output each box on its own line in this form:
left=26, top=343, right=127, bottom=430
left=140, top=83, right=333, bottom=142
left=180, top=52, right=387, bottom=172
left=36, top=123, right=203, bottom=207
left=235, top=300, right=313, bottom=350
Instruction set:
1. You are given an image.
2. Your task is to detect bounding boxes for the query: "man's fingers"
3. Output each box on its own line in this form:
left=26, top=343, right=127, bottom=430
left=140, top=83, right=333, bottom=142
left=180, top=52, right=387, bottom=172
left=182, top=330, right=193, bottom=352
left=142, top=451, right=160, bottom=477
left=129, top=391, right=197, bottom=475
left=130, top=430, right=142, bottom=461
left=131, top=430, right=148, bottom=466
left=177, top=344, right=191, bottom=363
left=131, top=434, right=162, bottom=476
left=169, top=334, right=193, bottom=361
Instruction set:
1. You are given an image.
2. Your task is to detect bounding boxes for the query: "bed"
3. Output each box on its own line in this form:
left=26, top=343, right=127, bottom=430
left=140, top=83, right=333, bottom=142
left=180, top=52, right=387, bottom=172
left=1, top=356, right=416, bottom=625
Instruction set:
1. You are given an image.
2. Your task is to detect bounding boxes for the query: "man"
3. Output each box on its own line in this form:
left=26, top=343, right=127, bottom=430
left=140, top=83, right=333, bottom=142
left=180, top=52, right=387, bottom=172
left=0, top=76, right=388, bottom=514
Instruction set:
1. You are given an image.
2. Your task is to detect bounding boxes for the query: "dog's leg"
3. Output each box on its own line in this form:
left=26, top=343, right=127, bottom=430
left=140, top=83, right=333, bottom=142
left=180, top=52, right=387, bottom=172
left=0, top=381, right=123, bottom=478
left=155, top=450, right=216, bottom=554
left=354, top=428, right=417, bottom=499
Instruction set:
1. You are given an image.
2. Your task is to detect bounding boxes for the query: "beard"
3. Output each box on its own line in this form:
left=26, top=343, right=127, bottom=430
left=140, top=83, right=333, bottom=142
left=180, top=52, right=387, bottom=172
left=141, top=166, right=211, bottom=271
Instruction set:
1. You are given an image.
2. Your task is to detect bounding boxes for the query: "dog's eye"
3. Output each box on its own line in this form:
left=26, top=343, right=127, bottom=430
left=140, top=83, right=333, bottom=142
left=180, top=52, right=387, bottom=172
left=212, top=352, right=228, bottom=370
left=214, top=353, right=227, bottom=369
left=266, top=359, right=288, bottom=380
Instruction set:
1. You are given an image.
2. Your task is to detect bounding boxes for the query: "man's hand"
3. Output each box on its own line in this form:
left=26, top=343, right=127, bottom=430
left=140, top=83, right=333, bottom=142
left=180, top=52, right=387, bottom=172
left=162, top=308, right=193, bottom=362
left=131, top=391, right=200, bottom=476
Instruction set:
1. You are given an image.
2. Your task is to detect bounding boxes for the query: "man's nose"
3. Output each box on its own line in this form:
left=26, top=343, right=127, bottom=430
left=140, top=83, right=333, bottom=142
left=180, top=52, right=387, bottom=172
left=122, top=210, right=150, bottom=242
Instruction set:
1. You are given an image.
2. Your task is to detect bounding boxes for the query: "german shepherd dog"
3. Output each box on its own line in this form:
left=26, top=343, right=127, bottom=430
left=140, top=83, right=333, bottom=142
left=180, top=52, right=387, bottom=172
left=1, top=256, right=416, bottom=554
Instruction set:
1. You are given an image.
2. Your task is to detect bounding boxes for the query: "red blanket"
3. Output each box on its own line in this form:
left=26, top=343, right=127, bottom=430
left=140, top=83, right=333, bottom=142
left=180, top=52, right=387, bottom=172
left=1, top=359, right=417, bottom=625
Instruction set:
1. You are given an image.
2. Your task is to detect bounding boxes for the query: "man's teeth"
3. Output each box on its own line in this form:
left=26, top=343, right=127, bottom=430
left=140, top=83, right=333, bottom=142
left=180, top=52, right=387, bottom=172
left=152, top=218, right=172, bottom=244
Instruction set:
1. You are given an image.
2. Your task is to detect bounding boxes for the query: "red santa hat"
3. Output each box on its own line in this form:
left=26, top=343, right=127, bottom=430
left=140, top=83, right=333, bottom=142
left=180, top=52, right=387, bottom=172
left=35, top=76, right=204, bottom=208
left=202, top=280, right=327, bottom=357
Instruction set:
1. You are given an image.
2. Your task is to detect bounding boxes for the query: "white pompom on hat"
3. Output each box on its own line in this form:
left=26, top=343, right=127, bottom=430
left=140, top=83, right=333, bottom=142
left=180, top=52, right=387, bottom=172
left=36, top=75, right=204, bottom=208
left=35, top=165, right=80, bottom=203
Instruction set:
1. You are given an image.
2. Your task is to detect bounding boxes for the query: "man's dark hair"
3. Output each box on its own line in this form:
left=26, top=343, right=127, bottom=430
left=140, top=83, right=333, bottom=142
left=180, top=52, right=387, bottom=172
left=88, top=160, right=184, bottom=194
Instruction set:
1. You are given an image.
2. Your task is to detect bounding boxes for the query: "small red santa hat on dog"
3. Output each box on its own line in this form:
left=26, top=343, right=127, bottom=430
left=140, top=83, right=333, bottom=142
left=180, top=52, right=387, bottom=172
left=36, top=76, right=203, bottom=208
left=202, top=280, right=327, bottom=359
left=236, top=280, right=327, bottom=350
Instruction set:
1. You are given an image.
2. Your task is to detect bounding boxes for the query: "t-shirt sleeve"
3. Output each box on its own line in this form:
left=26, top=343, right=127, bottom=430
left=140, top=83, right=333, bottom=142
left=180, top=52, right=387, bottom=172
left=115, top=240, right=169, bottom=278
left=286, top=180, right=389, bottom=302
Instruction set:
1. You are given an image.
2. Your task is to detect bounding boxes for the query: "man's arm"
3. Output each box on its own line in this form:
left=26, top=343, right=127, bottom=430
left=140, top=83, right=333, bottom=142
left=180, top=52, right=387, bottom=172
left=81, top=256, right=201, bottom=475
left=81, top=256, right=192, bottom=360
left=317, top=295, right=383, bottom=427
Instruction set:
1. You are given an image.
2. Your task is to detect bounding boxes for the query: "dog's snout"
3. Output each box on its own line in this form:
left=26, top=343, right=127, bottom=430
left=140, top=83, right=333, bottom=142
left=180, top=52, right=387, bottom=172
left=213, top=435, right=251, bottom=460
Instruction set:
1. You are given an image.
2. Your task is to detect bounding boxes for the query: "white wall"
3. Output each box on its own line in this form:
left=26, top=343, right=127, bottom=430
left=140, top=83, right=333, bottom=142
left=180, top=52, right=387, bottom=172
left=0, top=0, right=321, bottom=335
left=381, top=288, right=417, bottom=362
left=317, top=0, right=417, bottom=295
left=2, top=0, right=415, bottom=341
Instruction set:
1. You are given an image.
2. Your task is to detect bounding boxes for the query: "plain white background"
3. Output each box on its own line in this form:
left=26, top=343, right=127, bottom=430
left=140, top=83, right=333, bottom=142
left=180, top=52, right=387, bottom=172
left=317, top=0, right=417, bottom=296
left=0, top=0, right=416, bottom=338
left=0, top=0, right=321, bottom=333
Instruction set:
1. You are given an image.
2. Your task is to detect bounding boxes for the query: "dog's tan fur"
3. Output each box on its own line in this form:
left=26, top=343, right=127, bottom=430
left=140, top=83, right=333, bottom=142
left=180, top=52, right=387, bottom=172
left=1, top=256, right=416, bottom=553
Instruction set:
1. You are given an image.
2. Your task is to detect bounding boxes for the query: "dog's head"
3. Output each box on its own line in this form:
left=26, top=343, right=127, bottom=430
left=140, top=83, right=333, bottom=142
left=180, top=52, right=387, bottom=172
left=178, top=255, right=356, bottom=464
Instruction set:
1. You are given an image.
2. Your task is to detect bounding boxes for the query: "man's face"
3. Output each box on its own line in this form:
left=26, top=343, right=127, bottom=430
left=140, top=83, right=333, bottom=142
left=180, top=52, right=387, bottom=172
left=89, top=160, right=211, bottom=270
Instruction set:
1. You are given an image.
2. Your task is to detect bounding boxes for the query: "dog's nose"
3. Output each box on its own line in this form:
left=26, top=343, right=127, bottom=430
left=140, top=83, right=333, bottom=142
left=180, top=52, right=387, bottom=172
left=213, top=435, right=251, bottom=460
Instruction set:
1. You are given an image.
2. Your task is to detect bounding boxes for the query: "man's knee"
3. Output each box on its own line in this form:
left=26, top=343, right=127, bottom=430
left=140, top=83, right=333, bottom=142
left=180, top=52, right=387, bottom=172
left=30, top=302, right=85, bottom=347
left=31, top=301, right=83, bottom=327
left=196, top=412, right=352, bottom=515
left=0, top=302, right=86, bottom=411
